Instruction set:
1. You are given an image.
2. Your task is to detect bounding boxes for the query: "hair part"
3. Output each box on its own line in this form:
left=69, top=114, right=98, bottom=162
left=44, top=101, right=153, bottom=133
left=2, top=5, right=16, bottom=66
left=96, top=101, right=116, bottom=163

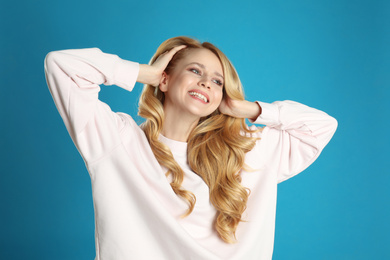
left=138, top=36, right=259, bottom=243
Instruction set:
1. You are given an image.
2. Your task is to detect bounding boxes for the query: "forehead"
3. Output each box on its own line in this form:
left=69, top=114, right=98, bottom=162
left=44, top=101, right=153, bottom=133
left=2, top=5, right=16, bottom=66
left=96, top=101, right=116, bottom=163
left=178, top=48, right=223, bottom=75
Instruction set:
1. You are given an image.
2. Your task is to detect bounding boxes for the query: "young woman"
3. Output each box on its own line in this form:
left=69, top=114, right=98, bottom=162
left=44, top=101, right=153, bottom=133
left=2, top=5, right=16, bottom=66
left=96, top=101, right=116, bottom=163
left=44, top=36, right=337, bottom=260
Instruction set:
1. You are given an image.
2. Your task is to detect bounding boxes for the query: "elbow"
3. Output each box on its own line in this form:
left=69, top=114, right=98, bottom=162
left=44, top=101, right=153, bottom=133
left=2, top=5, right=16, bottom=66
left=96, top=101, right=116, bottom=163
left=329, top=115, right=338, bottom=135
left=44, top=51, right=61, bottom=74
left=44, top=51, right=68, bottom=93
left=319, top=115, right=338, bottom=147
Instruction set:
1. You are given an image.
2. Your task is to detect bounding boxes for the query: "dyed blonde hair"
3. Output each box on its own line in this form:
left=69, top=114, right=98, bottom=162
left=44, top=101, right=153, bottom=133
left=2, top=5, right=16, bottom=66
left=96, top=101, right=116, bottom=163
left=138, top=36, right=259, bottom=243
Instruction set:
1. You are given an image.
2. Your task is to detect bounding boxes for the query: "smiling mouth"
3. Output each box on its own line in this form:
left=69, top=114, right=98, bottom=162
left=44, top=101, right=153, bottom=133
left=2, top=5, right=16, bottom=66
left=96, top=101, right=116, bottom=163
left=188, top=91, right=209, bottom=103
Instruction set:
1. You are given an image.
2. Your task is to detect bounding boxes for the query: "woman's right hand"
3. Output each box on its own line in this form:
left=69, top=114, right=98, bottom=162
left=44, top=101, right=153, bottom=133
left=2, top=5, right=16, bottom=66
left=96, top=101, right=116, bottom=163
left=136, top=45, right=186, bottom=86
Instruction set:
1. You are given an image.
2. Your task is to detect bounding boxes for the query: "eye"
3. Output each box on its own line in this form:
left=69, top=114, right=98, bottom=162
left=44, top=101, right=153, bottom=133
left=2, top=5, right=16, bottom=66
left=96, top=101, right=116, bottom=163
left=213, top=79, right=223, bottom=87
left=189, top=68, right=201, bottom=75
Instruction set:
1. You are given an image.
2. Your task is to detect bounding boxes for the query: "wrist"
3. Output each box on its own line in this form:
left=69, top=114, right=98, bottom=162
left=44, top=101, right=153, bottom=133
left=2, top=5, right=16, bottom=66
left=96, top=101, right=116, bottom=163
left=137, top=64, right=158, bottom=86
left=245, top=101, right=262, bottom=121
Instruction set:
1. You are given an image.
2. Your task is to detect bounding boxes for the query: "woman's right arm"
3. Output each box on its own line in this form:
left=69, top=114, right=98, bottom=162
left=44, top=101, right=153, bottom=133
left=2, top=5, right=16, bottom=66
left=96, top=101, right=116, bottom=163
left=44, top=46, right=185, bottom=163
left=44, top=48, right=140, bottom=162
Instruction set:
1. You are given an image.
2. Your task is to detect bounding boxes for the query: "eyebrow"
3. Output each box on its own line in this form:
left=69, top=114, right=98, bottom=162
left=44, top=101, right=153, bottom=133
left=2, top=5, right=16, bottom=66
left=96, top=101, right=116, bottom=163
left=187, top=62, right=224, bottom=80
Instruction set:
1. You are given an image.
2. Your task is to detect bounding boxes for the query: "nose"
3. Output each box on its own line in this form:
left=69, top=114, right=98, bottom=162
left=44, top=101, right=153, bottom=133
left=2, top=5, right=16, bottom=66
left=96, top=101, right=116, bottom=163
left=199, top=76, right=211, bottom=89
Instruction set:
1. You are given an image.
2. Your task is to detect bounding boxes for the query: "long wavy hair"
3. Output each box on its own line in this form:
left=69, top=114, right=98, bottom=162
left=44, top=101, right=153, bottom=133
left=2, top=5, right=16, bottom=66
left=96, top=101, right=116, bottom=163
left=138, top=36, right=259, bottom=243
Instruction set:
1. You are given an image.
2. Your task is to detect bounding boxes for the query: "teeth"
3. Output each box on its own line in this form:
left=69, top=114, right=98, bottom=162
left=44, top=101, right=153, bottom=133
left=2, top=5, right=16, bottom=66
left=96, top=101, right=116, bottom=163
left=189, top=92, right=208, bottom=103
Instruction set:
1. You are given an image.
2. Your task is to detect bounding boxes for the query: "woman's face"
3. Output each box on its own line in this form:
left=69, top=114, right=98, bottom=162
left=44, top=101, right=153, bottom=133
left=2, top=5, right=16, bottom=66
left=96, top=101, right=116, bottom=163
left=160, top=48, right=224, bottom=118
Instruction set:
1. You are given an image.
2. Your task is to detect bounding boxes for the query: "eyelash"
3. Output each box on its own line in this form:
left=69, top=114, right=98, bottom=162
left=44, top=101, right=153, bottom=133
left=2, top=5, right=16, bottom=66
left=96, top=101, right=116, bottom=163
left=189, top=68, right=223, bottom=87
left=213, top=79, right=223, bottom=86
left=190, top=68, right=200, bottom=75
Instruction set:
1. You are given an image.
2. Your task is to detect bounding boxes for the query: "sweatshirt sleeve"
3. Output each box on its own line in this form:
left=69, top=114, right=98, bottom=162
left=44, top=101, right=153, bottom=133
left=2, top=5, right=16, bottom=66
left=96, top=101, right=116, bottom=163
left=44, top=48, right=140, bottom=163
left=251, top=100, right=338, bottom=183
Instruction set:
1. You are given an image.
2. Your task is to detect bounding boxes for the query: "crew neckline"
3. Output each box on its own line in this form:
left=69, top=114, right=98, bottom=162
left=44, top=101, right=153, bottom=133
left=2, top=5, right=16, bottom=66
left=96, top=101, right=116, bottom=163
left=159, top=134, right=188, bottom=155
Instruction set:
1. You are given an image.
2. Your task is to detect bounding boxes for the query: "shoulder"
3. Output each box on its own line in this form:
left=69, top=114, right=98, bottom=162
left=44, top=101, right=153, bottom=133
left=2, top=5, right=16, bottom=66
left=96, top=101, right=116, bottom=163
left=116, top=112, right=147, bottom=141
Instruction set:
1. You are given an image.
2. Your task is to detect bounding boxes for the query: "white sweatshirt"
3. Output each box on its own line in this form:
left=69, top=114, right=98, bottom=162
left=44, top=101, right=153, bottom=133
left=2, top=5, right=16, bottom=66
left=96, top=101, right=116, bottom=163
left=44, top=48, right=337, bottom=260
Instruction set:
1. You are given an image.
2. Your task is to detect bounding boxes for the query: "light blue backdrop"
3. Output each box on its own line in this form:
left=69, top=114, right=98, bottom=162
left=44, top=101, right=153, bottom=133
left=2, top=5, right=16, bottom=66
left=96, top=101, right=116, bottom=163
left=1, top=0, right=389, bottom=259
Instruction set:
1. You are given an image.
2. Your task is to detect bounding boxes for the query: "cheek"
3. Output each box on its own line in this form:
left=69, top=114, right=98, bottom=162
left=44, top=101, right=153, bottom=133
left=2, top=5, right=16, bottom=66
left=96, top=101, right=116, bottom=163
left=216, top=89, right=224, bottom=103
left=174, top=74, right=196, bottom=89
left=211, top=89, right=224, bottom=108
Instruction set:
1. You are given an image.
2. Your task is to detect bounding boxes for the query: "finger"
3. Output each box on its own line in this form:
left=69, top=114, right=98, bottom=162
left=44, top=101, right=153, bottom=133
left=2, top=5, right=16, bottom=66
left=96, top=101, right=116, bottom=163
left=170, top=45, right=187, bottom=53
left=164, top=45, right=187, bottom=59
left=157, top=45, right=186, bottom=58
left=153, top=45, right=187, bottom=68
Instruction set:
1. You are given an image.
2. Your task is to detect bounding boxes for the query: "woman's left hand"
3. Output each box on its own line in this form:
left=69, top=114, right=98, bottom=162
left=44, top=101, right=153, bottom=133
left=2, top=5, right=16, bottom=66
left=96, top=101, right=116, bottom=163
left=219, top=97, right=262, bottom=121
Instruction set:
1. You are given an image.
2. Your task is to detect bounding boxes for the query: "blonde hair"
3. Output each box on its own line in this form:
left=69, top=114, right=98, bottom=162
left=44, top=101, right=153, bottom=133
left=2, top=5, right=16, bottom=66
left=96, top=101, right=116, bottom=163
left=138, top=36, right=259, bottom=243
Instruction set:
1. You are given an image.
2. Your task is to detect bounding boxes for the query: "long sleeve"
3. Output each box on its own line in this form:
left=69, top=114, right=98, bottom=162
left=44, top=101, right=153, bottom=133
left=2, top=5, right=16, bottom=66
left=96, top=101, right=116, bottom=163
left=251, top=100, right=338, bottom=183
left=44, top=48, right=140, bottom=163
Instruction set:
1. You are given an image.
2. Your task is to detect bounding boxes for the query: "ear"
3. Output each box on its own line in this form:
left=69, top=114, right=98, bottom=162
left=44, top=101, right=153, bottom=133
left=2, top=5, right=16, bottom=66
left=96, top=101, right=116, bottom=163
left=159, top=71, right=169, bottom=92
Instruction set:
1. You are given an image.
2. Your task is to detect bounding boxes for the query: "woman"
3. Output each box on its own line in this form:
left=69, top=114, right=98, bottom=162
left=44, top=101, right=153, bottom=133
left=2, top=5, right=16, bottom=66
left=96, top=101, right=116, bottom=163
left=44, top=36, right=337, bottom=260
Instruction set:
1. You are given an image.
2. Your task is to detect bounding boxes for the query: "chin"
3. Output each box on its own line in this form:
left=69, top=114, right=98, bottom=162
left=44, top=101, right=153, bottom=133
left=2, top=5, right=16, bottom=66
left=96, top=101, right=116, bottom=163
left=186, top=104, right=214, bottom=118
left=198, top=108, right=220, bottom=119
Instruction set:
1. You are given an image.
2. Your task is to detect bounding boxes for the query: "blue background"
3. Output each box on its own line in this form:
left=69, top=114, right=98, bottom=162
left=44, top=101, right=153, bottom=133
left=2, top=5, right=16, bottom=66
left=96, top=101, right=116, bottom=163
left=1, top=0, right=389, bottom=259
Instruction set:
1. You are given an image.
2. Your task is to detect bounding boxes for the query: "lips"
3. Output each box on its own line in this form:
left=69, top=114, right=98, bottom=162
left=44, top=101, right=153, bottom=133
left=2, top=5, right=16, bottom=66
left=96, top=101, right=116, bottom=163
left=188, top=89, right=209, bottom=103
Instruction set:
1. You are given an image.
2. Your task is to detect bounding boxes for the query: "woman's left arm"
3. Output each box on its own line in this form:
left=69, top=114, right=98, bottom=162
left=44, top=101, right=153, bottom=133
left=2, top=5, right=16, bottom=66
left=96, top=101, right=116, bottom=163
left=220, top=99, right=338, bottom=182
left=219, top=99, right=262, bottom=121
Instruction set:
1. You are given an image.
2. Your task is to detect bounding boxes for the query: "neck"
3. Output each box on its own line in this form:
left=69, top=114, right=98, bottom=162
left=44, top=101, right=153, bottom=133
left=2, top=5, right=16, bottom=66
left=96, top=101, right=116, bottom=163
left=162, top=107, right=200, bottom=142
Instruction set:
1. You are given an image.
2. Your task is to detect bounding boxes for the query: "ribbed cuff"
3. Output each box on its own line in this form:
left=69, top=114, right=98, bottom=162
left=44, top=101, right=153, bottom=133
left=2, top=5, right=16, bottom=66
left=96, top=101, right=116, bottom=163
left=250, top=101, right=280, bottom=126
left=114, top=59, right=140, bottom=92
